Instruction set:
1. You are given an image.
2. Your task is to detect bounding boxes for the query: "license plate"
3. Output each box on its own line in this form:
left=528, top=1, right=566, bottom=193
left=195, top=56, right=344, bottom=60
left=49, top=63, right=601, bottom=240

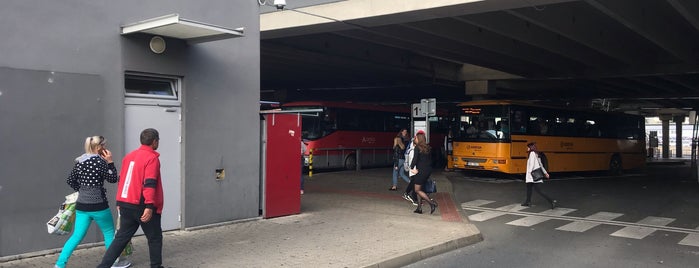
left=467, top=162, right=479, bottom=166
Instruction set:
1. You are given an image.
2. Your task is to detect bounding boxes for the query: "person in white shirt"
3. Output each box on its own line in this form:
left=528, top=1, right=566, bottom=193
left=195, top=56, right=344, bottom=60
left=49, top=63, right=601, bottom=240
left=522, top=142, right=557, bottom=209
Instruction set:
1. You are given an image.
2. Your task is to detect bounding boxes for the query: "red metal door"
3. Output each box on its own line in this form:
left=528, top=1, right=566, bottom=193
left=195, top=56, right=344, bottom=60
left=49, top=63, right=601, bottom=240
left=264, top=113, right=301, bottom=218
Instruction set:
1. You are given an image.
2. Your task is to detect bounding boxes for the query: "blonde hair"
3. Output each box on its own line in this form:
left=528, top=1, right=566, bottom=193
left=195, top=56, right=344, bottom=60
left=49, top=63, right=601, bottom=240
left=393, top=136, right=404, bottom=149
left=84, top=136, right=105, bottom=154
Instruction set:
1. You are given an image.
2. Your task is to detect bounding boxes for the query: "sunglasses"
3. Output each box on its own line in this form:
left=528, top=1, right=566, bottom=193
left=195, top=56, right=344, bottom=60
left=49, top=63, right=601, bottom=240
left=90, top=136, right=106, bottom=145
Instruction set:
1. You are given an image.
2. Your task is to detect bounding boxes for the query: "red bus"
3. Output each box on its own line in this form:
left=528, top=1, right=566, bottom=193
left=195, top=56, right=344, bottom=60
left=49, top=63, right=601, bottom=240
left=282, top=101, right=411, bottom=170
left=282, top=101, right=452, bottom=170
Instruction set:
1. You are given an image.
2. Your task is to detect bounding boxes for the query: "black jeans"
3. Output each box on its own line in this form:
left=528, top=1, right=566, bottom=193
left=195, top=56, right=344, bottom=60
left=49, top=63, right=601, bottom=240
left=524, top=183, right=552, bottom=204
left=97, top=206, right=163, bottom=268
left=404, top=176, right=417, bottom=200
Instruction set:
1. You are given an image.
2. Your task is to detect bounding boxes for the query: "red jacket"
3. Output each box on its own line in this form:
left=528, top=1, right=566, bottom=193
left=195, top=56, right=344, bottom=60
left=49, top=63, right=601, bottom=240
left=117, top=145, right=164, bottom=214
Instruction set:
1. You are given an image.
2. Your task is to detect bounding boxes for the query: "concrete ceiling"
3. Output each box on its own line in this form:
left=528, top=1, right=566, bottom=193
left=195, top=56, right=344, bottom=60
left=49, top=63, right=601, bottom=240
left=260, top=0, right=699, bottom=116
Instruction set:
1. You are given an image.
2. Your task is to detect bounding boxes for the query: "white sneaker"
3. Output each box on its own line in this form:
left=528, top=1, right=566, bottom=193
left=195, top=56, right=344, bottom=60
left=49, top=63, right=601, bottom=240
left=402, top=193, right=417, bottom=206
left=111, top=258, right=132, bottom=268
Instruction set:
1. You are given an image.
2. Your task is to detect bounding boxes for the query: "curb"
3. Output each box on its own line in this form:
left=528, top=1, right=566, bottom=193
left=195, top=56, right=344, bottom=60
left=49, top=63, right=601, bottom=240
left=368, top=227, right=483, bottom=268
left=367, top=170, right=484, bottom=268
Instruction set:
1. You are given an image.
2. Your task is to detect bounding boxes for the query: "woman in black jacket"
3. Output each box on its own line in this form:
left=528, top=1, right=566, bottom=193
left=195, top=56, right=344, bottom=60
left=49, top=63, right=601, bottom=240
left=390, top=129, right=410, bottom=191
left=409, top=130, right=438, bottom=214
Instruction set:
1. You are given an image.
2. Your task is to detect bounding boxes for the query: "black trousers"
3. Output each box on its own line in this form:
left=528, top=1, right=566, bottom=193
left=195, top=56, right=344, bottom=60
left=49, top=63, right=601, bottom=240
left=404, top=176, right=417, bottom=200
left=97, top=206, right=163, bottom=268
left=524, top=183, right=552, bottom=204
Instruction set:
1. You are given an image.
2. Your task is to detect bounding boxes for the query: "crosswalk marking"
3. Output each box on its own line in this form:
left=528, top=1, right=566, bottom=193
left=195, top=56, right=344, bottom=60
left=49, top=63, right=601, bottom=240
left=460, top=199, right=699, bottom=248
left=610, top=216, right=675, bottom=239
left=467, top=203, right=527, bottom=222
left=679, top=227, right=699, bottom=247
left=461, top=199, right=495, bottom=207
left=556, top=212, right=623, bottom=232
left=506, top=208, right=576, bottom=227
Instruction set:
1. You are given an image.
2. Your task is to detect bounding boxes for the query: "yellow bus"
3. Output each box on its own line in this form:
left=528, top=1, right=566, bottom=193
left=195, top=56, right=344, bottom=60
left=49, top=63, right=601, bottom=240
left=448, top=100, right=646, bottom=175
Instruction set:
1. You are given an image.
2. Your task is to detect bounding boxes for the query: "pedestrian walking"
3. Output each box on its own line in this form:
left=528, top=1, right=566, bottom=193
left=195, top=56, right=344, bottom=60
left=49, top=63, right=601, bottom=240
left=97, top=128, right=165, bottom=268
left=55, top=136, right=131, bottom=268
left=390, top=129, right=410, bottom=191
left=301, top=139, right=307, bottom=195
left=521, top=142, right=558, bottom=209
left=402, top=133, right=417, bottom=205
left=409, top=130, right=438, bottom=214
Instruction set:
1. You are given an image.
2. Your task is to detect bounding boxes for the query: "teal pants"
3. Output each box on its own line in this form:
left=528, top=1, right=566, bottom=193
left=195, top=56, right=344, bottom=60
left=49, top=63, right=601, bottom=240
left=55, top=208, right=115, bottom=268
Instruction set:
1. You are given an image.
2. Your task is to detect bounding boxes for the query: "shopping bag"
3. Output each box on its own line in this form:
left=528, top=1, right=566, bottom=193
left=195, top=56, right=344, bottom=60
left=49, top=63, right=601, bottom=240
left=47, top=192, right=79, bottom=235
left=116, top=211, right=134, bottom=258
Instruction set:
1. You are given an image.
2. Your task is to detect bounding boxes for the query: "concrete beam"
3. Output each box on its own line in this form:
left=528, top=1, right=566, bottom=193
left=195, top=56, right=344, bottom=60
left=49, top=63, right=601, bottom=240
left=465, top=80, right=496, bottom=95
left=261, top=0, right=579, bottom=38
left=508, top=2, right=642, bottom=64
left=667, top=0, right=699, bottom=32
left=586, top=0, right=697, bottom=61
left=402, top=18, right=583, bottom=75
left=454, top=12, right=621, bottom=69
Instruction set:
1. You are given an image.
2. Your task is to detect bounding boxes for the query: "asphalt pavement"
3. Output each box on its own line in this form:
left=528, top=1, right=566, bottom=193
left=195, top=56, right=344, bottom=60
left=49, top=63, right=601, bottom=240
left=0, top=168, right=482, bottom=268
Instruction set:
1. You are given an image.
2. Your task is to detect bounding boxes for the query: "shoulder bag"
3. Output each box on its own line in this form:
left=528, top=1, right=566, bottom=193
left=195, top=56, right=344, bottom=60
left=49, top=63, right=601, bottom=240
left=530, top=156, right=545, bottom=182
left=423, top=178, right=437, bottom=193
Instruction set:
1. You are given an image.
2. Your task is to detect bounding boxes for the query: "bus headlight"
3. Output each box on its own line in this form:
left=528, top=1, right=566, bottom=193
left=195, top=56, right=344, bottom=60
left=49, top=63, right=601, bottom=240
left=493, top=159, right=506, bottom=164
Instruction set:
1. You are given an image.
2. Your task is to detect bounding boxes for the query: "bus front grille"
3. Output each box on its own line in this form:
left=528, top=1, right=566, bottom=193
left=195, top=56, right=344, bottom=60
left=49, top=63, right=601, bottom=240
left=461, top=158, right=487, bottom=163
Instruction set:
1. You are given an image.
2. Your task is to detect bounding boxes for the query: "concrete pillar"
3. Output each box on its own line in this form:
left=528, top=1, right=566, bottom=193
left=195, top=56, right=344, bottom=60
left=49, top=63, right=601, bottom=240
left=662, top=118, right=670, bottom=159
left=675, top=116, right=684, bottom=158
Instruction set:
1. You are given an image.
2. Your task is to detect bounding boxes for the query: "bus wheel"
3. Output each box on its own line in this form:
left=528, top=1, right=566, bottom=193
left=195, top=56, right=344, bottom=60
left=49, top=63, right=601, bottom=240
left=609, top=155, right=622, bottom=175
left=345, top=154, right=357, bottom=170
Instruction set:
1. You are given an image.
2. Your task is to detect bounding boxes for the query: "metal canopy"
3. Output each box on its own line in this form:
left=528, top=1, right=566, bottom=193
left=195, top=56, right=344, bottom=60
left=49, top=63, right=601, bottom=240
left=121, top=13, right=244, bottom=43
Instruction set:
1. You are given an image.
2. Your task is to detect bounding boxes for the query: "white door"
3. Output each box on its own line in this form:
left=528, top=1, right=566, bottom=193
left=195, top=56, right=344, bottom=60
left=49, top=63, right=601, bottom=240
left=123, top=74, right=182, bottom=231
left=124, top=104, right=182, bottom=231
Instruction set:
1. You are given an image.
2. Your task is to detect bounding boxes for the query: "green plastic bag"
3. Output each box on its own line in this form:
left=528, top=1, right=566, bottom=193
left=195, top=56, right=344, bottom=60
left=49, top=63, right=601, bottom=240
left=47, top=192, right=78, bottom=235
left=116, top=211, right=134, bottom=257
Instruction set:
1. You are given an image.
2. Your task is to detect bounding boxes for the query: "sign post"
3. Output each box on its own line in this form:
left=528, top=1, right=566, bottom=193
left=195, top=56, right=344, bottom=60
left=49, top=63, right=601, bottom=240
left=411, top=98, right=436, bottom=143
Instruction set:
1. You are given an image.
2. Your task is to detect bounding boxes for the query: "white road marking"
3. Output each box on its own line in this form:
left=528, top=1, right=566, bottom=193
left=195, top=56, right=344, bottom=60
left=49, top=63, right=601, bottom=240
left=678, top=227, right=699, bottom=247
left=461, top=199, right=495, bottom=207
left=467, top=203, right=527, bottom=222
left=610, top=216, right=675, bottom=239
left=461, top=201, right=699, bottom=237
left=506, top=208, right=576, bottom=227
left=556, top=212, right=623, bottom=232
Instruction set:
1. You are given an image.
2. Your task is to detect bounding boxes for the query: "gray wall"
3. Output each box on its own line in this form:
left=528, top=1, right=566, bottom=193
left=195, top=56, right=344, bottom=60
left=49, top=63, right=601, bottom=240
left=0, top=0, right=260, bottom=257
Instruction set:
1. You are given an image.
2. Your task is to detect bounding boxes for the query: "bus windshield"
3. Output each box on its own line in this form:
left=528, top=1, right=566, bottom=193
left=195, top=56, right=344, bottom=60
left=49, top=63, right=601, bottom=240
left=302, top=113, right=339, bottom=140
left=454, top=105, right=509, bottom=141
left=282, top=106, right=336, bottom=140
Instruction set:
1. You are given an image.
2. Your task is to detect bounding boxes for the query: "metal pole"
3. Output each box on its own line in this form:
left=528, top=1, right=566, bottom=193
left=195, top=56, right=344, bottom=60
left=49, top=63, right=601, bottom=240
left=309, top=148, right=313, bottom=177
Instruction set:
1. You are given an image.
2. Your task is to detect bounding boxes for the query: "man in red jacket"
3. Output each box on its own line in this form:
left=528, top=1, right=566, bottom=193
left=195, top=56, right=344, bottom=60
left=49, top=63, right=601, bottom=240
left=98, top=128, right=164, bottom=268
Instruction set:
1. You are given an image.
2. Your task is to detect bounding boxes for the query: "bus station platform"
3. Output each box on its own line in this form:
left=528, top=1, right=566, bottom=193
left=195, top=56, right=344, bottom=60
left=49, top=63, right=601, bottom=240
left=1, top=168, right=482, bottom=268
left=646, top=156, right=693, bottom=166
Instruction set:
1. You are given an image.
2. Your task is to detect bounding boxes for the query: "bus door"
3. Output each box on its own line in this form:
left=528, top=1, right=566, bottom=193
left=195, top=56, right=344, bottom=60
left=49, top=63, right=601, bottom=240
left=510, top=108, right=530, bottom=172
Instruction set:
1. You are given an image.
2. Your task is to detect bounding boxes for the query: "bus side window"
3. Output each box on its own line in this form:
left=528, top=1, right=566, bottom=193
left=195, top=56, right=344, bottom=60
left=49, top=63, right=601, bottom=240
left=527, top=118, right=540, bottom=135
left=511, top=110, right=526, bottom=133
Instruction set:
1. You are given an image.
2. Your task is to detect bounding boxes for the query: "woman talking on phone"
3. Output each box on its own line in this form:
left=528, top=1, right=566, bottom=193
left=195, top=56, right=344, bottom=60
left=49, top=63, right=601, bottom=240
left=55, top=136, right=131, bottom=268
